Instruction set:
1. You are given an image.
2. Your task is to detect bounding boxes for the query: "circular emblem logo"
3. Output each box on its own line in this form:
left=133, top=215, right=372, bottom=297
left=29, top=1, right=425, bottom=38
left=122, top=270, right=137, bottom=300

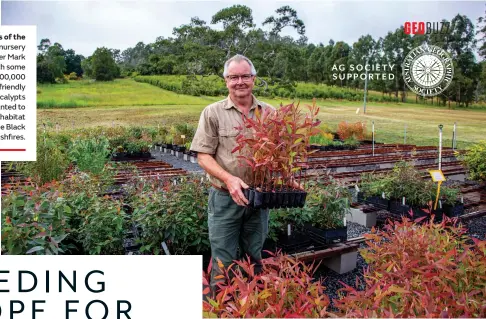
left=402, top=43, right=454, bottom=97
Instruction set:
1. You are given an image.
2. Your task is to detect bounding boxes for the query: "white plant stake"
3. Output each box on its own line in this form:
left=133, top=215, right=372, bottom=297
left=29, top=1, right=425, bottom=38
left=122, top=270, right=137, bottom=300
left=382, top=191, right=385, bottom=199
left=287, top=224, right=291, bottom=236
left=343, top=216, right=346, bottom=227
left=402, top=197, right=406, bottom=206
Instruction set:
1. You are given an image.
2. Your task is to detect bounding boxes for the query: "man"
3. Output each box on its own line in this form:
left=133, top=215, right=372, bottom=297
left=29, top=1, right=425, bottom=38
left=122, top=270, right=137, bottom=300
left=190, top=54, right=274, bottom=294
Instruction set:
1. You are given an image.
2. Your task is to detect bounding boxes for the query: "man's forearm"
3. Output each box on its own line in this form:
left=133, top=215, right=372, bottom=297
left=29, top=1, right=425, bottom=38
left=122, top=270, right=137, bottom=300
left=197, top=153, right=232, bottom=184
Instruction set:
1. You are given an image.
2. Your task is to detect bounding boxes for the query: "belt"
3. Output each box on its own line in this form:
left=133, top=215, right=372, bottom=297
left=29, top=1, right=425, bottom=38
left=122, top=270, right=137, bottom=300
left=212, top=184, right=229, bottom=193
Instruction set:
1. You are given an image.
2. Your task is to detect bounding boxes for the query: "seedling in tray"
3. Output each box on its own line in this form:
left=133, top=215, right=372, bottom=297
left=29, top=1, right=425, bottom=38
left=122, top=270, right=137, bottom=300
left=232, top=100, right=322, bottom=209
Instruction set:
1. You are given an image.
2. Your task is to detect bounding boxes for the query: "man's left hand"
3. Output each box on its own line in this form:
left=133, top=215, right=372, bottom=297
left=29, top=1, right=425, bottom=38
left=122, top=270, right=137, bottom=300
left=289, top=180, right=305, bottom=191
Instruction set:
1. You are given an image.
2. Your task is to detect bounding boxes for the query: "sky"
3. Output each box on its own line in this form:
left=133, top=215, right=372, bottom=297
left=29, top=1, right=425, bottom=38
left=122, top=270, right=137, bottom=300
left=1, top=0, right=484, bottom=58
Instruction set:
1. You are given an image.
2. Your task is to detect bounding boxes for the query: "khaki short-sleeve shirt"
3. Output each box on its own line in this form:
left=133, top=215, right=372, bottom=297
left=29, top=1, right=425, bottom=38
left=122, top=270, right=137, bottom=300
left=190, top=94, right=275, bottom=190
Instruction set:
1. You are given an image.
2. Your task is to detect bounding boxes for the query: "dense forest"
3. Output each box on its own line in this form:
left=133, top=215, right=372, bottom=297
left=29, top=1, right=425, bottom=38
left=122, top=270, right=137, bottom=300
left=37, top=4, right=486, bottom=106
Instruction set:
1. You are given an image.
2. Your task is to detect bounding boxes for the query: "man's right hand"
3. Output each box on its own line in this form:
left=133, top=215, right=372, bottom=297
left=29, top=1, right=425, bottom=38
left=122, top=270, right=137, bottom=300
left=224, top=175, right=249, bottom=206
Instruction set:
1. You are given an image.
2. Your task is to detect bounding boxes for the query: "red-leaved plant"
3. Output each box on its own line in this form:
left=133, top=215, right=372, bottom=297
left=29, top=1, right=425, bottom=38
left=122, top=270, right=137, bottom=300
left=202, top=251, right=331, bottom=318
left=336, top=121, right=366, bottom=141
left=231, top=100, right=321, bottom=192
left=333, top=216, right=486, bottom=318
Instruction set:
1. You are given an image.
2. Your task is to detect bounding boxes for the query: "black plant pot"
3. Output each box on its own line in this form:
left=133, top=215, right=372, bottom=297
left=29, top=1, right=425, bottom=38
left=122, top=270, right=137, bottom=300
left=297, top=191, right=307, bottom=208
left=174, top=145, right=186, bottom=152
left=253, top=190, right=264, bottom=209
left=276, top=192, right=284, bottom=208
left=263, top=191, right=271, bottom=208
left=243, top=188, right=250, bottom=205
left=442, top=202, right=464, bottom=218
left=389, top=200, right=411, bottom=216
left=270, top=192, right=278, bottom=209
left=288, top=192, right=296, bottom=208
left=277, top=230, right=313, bottom=254
left=358, top=193, right=390, bottom=210
left=282, top=191, right=290, bottom=208
left=304, top=224, right=347, bottom=245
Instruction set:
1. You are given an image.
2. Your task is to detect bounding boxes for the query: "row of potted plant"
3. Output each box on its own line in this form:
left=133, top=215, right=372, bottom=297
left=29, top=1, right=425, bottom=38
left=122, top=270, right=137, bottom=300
left=357, top=161, right=464, bottom=220
left=264, top=175, right=350, bottom=254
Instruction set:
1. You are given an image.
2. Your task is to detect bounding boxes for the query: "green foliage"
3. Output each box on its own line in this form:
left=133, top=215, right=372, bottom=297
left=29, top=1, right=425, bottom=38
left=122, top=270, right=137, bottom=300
left=68, top=136, right=111, bottom=174
left=14, top=133, right=70, bottom=184
left=460, top=140, right=486, bottom=182
left=359, top=161, right=460, bottom=208
left=128, top=175, right=210, bottom=255
left=334, top=217, right=486, bottom=318
left=91, top=47, right=120, bottom=81
left=76, top=198, right=128, bottom=255
left=304, top=178, right=351, bottom=229
left=1, top=181, right=74, bottom=255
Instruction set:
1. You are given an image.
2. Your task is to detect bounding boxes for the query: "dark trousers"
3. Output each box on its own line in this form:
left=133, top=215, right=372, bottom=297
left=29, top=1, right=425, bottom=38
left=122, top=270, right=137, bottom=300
left=207, top=186, right=270, bottom=294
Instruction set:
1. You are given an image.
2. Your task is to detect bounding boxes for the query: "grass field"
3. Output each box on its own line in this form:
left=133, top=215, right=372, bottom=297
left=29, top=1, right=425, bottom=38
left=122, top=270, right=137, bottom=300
left=37, top=78, right=486, bottom=149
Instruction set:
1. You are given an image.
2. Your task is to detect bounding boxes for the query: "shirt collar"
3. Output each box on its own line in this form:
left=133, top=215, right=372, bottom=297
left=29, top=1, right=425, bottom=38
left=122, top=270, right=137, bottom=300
left=224, top=94, right=262, bottom=111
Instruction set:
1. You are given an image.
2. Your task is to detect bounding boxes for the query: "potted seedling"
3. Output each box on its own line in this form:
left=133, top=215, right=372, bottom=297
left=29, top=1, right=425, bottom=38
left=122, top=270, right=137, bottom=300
left=436, top=185, right=463, bottom=218
left=386, top=162, right=442, bottom=222
left=232, top=100, right=322, bottom=209
left=303, top=178, right=350, bottom=245
left=357, top=172, right=393, bottom=209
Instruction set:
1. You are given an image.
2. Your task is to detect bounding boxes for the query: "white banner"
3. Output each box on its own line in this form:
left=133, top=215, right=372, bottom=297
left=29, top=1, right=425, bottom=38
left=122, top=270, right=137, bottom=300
left=0, top=256, right=202, bottom=319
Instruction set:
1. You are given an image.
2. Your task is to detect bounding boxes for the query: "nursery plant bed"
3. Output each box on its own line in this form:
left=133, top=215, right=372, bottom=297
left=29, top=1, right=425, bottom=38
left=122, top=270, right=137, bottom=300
left=243, top=188, right=307, bottom=209
left=389, top=201, right=443, bottom=222
left=112, top=152, right=154, bottom=161
left=304, top=224, right=347, bottom=245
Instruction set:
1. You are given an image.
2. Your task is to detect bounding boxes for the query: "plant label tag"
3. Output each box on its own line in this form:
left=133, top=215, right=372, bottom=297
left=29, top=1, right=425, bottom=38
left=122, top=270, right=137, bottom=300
left=181, top=135, right=186, bottom=139
left=402, top=197, right=406, bottom=205
left=161, top=241, right=171, bottom=255
left=461, top=196, right=464, bottom=203
left=343, top=216, right=346, bottom=227
left=439, top=200, right=442, bottom=209
left=287, top=224, right=291, bottom=236
left=429, top=170, right=446, bottom=182
left=355, top=184, right=360, bottom=192
left=382, top=192, right=385, bottom=199
left=356, top=108, right=360, bottom=114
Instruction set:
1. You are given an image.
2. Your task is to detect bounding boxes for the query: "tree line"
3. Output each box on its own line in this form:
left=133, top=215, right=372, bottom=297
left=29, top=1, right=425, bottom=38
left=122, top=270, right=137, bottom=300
left=37, top=4, right=486, bottom=106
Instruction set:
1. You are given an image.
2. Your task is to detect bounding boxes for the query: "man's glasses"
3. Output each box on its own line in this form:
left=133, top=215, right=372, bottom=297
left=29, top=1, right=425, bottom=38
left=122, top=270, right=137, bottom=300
left=226, top=74, right=254, bottom=83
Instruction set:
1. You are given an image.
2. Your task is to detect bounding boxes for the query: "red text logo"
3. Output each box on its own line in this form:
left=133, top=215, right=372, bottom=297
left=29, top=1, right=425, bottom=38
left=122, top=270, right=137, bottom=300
left=404, top=21, right=450, bottom=35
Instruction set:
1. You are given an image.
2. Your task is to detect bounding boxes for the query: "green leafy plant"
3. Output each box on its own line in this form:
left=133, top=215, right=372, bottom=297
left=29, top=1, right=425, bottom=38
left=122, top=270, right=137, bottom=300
left=68, top=136, right=111, bottom=174
left=129, top=175, right=210, bottom=254
left=15, top=133, right=70, bottom=184
left=76, top=198, right=128, bottom=255
left=203, top=251, right=330, bottom=318
left=1, top=181, right=74, bottom=255
left=460, top=140, right=486, bottom=182
left=304, top=178, right=351, bottom=229
left=334, top=217, right=486, bottom=318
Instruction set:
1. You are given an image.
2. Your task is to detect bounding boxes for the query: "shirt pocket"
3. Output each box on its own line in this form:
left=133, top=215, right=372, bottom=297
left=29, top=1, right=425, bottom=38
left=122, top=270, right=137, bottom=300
left=218, top=128, right=240, bottom=155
